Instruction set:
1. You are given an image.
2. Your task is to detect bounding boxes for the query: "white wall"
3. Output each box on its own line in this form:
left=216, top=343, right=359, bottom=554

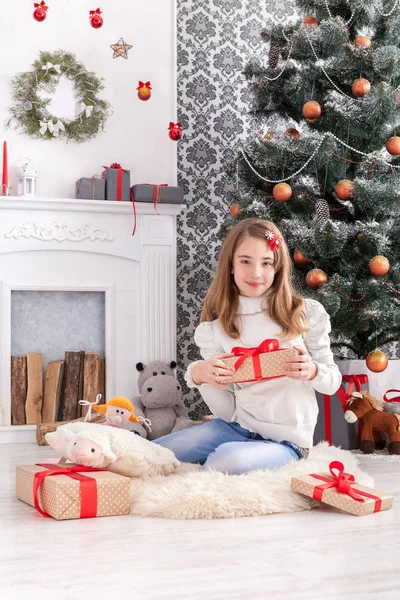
left=0, top=0, right=177, bottom=198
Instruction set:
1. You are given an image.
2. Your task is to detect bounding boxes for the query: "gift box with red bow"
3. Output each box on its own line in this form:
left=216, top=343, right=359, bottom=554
left=221, top=339, right=298, bottom=384
left=291, top=460, right=393, bottom=516
left=16, top=463, right=131, bottom=520
left=314, top=373, right=368, bottom=450
left=102, top=163, right=130, bottom=201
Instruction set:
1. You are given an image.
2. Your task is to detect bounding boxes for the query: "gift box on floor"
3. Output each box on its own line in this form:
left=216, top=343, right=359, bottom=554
left=313, top=373, right=368, bottom=450
left=102, top=163, right=130, bottom=201
left=131, top=184, right=184, bottom=205
left=16, top=463, right=131, bottom=520
left=221, top=339, right=298, bottom=384
left=75, top=177, right=105, bottom=200
left=291, top=460, right=393, bottom=516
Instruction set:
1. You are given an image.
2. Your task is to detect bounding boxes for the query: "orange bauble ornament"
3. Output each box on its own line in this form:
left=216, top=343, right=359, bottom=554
left=354, top=36, right=371, bottom=49
left=302, top=101, right=321, bottom=121
left=335, top=179, right=354, bottom=201
left=293, top=251, right=311, bottom=266
left=272, top=183, right=292, bottom=202
left=366, top=350, right=388, bottom=373
left=351, top=78, right=371, bottom=97
left=137, top=81, right=152, bottom=101
left=229, top=203, right=241, bottom=218
left=369, top=255, right=390, bottom=276
left=305, top=268, right=328, bottom=289
left=303, top=16, right=319, bottom=27
left=386, top=136, right=400, bottom=156
left=285, top=128, right=301, bottom=139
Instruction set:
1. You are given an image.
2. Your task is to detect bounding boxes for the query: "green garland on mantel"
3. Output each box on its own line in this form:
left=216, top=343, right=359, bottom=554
left=8, top=50, right=111, bottom=143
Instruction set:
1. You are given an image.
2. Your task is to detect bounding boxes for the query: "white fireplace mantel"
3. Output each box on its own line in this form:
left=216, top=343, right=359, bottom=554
left=0, top=196, right=185, bottom=443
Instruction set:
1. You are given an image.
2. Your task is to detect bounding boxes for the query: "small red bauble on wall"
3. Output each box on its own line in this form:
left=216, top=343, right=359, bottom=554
left=33, top=1, right=48, bottom=22
left=137, top=81, right=152, bottom=101
left=89, top=8, right=103, bottom=29
left=168, top=122, right=183, bottom=141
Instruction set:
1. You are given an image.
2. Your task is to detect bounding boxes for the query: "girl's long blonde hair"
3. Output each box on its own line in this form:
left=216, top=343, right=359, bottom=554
left=201, top=218, right=307, bottom=339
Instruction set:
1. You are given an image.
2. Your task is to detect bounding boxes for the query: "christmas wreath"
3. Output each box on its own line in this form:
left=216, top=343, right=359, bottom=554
left=8, top=50, right=111, bottom=143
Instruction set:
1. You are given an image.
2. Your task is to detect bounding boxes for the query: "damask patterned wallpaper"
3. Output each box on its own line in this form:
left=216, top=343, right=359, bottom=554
left=176, top=0, right=296, bottom=418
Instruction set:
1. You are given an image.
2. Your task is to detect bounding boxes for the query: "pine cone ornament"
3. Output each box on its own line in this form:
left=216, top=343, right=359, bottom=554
left=316, top=199, right=330, bottom=225
left=269, top=42, right=280, bottom=69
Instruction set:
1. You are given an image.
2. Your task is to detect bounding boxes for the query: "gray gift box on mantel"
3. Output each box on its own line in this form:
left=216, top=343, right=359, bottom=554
left=313, top=375, right=369, bottom=450
left=75, top=177, right=105, bottom=200
left=102, top=167, right=131, bottom=201
left=131, top=184, right=184, bottom=204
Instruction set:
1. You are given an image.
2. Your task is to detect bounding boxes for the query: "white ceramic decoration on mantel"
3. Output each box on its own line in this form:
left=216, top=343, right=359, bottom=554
left=0, top=196, right=185, bottom=443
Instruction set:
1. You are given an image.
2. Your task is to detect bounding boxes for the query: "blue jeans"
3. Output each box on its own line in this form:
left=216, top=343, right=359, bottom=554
left=153, top=418, right=303, bottom=475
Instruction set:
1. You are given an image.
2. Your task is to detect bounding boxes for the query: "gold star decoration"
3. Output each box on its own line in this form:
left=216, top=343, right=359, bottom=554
left=110, top=37, right=133, bottom=60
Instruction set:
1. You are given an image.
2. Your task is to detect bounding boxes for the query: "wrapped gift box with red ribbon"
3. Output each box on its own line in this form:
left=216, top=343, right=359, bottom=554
left=221, top=339, right=298, bottom=384
left=313, top=374, right=368, bottom=450
left=291, top=460, right=393, bottom=516
left=76, top=176, right=105, bottom=200
left=16, top=463, right=131, bottom=520
left=102, top=163, right=130, bottom=201
left=131, top=184, right=184, bottom=206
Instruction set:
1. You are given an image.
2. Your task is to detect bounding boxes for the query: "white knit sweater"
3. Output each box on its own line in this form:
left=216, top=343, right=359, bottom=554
left=185, top=296, right=342, bottom=448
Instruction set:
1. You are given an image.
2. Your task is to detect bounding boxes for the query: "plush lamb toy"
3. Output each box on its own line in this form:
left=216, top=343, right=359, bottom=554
left=45, top=422, right=180, bottom=478
left=132, top=360, right=195, bottom=440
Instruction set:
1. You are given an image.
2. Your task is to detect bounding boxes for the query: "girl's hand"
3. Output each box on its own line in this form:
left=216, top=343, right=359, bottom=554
left=192, top=354, right=236, bottom=387
left=282, top=346, right=318, bottom=381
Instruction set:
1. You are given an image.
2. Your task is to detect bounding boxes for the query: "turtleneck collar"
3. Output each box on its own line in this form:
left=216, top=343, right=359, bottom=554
left=236, top=294, right=269, bottom=315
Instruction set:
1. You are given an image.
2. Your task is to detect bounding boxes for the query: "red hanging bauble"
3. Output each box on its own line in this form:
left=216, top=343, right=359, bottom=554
left=285, top=128, right=301, bottom=140
left=366, top=350, right=388, bottom=373
left=302, top=101, right=321, bottom=121
left=335, top=179, right=354, bottom=201
left=354, top=36, right=371, bottom=49
left=305, top=269, right=328, bottom=290
left=303, top=16, right=319, bottom=28
left=369, top=255, right=390, bottom=276
left=137, top=81, right=152, bottom=101
left=168, top=122, right=183, bottom=141
left=33, top=1, right=48, bottom=22
left=89, top=8, right=103, bottom=29
left=272, top=183, right=292, bottom=202
left=386, top=136, right=400, bottom=156
left=352, top=78, right=371, bottom=97
left=229, top=203, right=241, bottom=218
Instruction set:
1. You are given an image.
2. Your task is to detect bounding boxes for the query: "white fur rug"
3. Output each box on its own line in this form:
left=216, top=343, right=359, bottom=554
left=130, top=443, right=374, bottom=519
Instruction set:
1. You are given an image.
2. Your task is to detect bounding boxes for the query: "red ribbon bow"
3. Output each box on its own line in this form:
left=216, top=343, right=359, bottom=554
left=383, top=389, right=400, bottom=403
left=168, top=122, right=182, bottom=130
left=230, top=339, right=280, bottom=380
left=34, top=1, right=48, bottom=8
left=89, top=7, right=102, bottom=16
left=310, top=460, right=382, bottom=512
left=33, top=463, right=107, bottom=519
left=137, top=81, right=152, bottom=89
left=323, top=373, right=368, bottom=445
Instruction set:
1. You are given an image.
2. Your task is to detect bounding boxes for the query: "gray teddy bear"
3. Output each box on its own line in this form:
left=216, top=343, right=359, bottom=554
left=131, top=360, right=195, bottom=441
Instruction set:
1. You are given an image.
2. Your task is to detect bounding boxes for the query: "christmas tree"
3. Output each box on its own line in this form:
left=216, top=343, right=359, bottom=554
left=226, top=0, right=400, bottom=367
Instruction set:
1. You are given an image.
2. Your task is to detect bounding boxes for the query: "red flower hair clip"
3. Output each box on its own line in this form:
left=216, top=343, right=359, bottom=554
left=265, top=229, right=283, bottom=251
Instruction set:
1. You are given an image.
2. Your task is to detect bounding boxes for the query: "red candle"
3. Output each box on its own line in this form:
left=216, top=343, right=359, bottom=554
left=2, top=141, right=8, bottom=194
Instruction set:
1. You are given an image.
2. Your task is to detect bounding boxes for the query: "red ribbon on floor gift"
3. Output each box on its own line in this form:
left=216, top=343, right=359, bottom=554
left=310, top=461, right=382, bottom=512
left=323, top=374, right=368, bottom=445
left=230, top=339, right=281, bottom=380
left=33, top=463, right=107, bottom=519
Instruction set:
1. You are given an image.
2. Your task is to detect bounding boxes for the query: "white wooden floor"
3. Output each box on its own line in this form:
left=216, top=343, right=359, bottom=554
left=1, top=444, right=399, bottom=600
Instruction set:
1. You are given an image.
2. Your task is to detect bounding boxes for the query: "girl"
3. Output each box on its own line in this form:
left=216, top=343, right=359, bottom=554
left=154, top=218, right=341, bottom=474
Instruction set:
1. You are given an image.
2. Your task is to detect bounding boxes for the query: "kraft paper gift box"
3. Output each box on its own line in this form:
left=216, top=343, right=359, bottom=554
left=75, top=177, right=105, bottom=200
left=221, top=339, right=298, bottom=384
left=131, top=184, right=184, bottom=205
left=102, top=165, right=131, bottom=201
left=291, top=460, right=393, bottom=516
left=16, top=463, right=131, bottom=520
left=313, top=374, right=368, bottom=450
